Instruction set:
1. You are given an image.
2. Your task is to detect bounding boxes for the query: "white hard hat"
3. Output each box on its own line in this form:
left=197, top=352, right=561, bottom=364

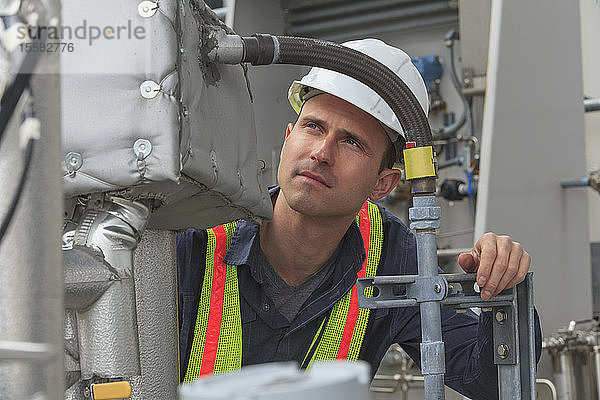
left=288, top=38, right=429, bottom=146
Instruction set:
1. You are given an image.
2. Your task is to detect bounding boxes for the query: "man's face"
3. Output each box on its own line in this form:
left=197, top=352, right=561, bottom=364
left=277, top=93, right=394, bottom=219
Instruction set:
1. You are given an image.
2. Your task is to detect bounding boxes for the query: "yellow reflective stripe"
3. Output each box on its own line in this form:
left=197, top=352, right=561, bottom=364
left=214, top=222, right=242, bottom=373
left=347, top=202, right=382, bottom=359
left=184, top=221, right=239, bottom=381
left=184, top=227, right=218, bottom=381
left=307, top=202, right=383, bottom=367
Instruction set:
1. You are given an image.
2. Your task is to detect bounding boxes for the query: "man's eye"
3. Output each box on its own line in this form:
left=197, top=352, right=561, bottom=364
left=344, top=138, right=360, bottom=147
left=307, top=122, right=319, bottom=130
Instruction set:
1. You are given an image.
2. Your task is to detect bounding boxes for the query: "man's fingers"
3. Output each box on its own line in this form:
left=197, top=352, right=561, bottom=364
left=505, top=249, right=531, bottom=290
left=475, top=233, right=497, bottom=289
left=490, top=242, right=523, bottom=297
left=480, top=235, right=511, bottom=300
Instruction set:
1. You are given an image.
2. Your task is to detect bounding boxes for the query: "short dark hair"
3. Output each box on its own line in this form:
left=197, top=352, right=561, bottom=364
left=379, top=142, right=396, bottom=172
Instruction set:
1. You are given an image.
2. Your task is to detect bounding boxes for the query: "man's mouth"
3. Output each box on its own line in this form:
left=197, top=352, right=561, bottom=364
left=297, top=171, right=330, bottom=187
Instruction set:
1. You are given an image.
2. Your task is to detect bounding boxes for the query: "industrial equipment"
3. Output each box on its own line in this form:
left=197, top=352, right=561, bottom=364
left=1, top=0, right=597, bottom=399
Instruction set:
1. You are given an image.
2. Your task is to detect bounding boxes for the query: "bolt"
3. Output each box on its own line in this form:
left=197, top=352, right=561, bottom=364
left=70, top=157, right=78, bottom=165
left=143, top=6, right=149, bottom=12
left=497, top=344, right=509, bottom=359
left=495, top=310, right=507, bottom=324
left=144, top=86, right=151, bottom=93
left=434, top=284, right=442, bottom=293
left=139, top=144, right=146, bottom=151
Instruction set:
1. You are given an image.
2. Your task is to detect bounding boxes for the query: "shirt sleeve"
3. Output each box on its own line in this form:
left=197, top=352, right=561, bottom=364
left=382, top=208, right=542, bottom=399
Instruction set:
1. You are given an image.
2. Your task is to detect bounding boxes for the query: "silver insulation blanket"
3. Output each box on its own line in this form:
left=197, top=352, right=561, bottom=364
left=61, top=0, right=272, bottom=229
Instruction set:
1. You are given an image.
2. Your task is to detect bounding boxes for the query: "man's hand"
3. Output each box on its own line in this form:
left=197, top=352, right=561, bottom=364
left=458, top=232, right=531, bottom=300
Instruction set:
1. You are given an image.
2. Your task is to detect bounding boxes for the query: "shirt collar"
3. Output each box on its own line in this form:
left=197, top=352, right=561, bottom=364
left=222, top=186, right=366, bottom=276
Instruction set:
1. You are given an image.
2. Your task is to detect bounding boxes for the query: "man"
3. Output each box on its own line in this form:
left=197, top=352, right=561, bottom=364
left=177, top=39, right=541, bottom=398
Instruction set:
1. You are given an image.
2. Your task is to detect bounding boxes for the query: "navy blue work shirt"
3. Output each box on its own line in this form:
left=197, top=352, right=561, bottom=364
left=177, top=193, right=542, bottom=399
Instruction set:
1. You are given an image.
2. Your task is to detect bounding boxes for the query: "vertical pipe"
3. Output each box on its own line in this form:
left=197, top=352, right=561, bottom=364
left=72, top=196, right=149, bottom=379
left=411, top=195, right=445, bottom=400
left=129, top=229, right=179, bottom=399
left=560, top=352, right=575, bottom=400
left=593, top=347, right=600, bottom=400
left=0, top=33, right=63, bottom=399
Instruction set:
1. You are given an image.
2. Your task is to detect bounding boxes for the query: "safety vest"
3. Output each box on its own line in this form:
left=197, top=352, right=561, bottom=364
left=184, top=201, right=384, bottom=381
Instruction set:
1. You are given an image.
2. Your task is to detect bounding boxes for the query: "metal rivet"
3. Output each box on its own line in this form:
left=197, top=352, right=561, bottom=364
left=138, top=1, right=158, bottom=17
left=65, top=152, right=83, bottom=171
left=434, top=283, right=442, bottom=293
left=497, top=344, right=509, bottom=359
left=133, top=139, right=152, bottom=160
left=263, top=303, right=271, bottom=312
left=495, top=310, right=507, bottom=324
left=140, top=80, right=161, bottom=99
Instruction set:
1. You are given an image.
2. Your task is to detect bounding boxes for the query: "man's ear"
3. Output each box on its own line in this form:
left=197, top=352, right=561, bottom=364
left=369, top=169, right=402, bottom=201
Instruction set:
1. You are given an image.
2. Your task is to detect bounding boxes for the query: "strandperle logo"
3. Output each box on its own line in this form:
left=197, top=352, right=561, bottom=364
left=17, top=20, right=146, bottom=46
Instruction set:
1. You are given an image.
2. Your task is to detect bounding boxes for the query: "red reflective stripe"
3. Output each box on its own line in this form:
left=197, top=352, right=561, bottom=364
left=337, top=202, right=371, bottom=359
left=199, top=225, right=228, bottom=376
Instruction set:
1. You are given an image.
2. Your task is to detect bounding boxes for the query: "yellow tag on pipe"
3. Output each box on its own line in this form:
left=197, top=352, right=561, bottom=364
left=403, top=146, right=436, bottom=180
left=92, top=381, right=132, bottom=400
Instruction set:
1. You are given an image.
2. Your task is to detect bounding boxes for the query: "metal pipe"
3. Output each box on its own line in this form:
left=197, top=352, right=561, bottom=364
left=71, top=195, right=149, bottom=380
left=0, top=19, right=63, bottom=400
left=411, top=195, right=445, bottom=400
left=536, top=379, right=558, bottom=400
left=559, top=352, right=575, bottom=400
left=594, top=346, right=600, bottom=400
left=286, top=2, right=455, bottom=36
left=434, top=32, right=468, bottom=139
left=561, top=177, right=589, bottom=187
left=585, top=98, right=600, bottom=112
left=437, top=248, right=472, bottom=258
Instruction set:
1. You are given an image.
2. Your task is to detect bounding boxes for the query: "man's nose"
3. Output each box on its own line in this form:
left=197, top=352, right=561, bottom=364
left=310, top=137, right=335, bottom=165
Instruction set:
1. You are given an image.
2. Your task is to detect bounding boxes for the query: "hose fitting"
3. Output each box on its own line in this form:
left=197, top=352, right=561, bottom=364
left=241, top=34, right=278, bottom=65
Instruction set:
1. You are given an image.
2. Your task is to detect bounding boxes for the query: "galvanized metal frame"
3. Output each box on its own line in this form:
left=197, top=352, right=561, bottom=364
left=358, top=272, right=537, bottom=399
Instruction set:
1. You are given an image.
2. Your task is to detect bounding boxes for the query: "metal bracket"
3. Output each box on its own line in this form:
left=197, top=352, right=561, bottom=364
left=357, top=272, right=537, bottom=400
left=358, top=275, right=447, bottom=309
left=493, top=305, right=516, bottom=364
